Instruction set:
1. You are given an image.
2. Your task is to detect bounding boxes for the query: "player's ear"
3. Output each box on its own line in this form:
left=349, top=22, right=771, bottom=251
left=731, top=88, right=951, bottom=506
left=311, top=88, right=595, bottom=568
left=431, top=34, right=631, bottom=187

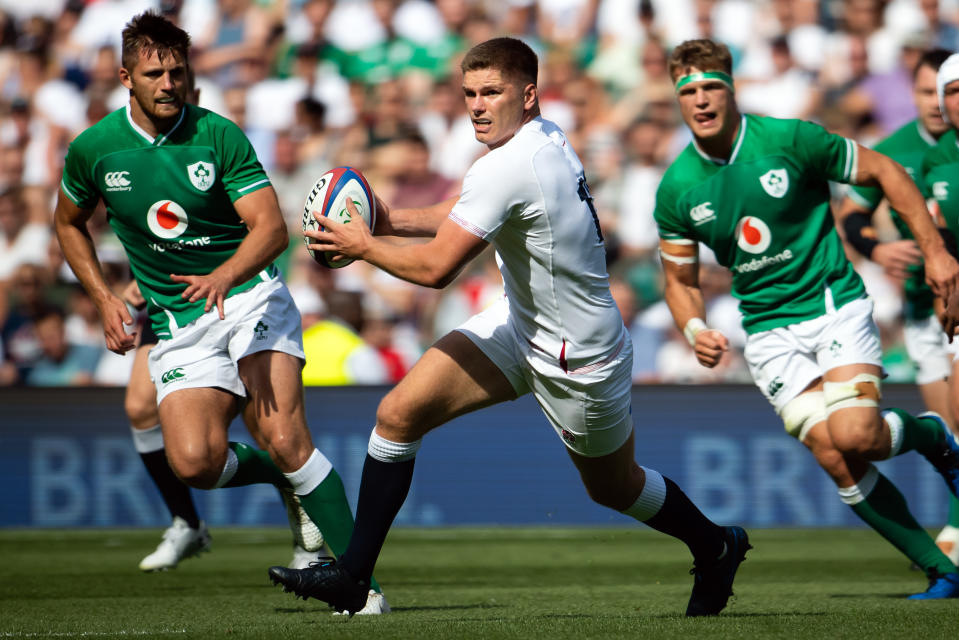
left=523, top=83, right=537, bottom=109
left=119, top=66, right=133, bottom=90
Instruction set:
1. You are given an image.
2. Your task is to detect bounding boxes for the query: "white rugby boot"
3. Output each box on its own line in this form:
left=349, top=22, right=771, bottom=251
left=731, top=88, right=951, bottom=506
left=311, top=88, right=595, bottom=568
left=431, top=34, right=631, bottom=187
left=280, top=488, right=332, bottom=568
left=936, top=525, right=959, bottom=566
left=334, top=589, right=391, bottom=616
left=139, top=517, right=211, bottom=571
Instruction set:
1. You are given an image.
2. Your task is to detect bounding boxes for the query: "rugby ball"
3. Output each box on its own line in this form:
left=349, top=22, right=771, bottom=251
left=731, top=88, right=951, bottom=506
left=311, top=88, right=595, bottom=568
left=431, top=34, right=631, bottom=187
left=302, top=167, right=376, bottom=268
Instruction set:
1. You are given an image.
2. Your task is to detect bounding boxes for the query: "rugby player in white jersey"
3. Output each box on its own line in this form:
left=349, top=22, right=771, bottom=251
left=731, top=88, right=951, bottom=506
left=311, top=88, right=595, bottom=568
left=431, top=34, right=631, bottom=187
left=269, top=36, right=750, bottom=617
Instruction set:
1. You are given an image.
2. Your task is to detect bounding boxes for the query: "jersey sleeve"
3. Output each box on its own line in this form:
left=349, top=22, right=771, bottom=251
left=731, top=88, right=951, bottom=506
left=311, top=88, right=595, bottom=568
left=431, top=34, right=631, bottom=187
left=846, top=182, right=882, bottom=211
left=653, top=174, right=692, bottom=242
left=60, top=135, right=101, bottom=209
left=448, top=155, right=516, bottom=240
left=791, top=119, right=858, bottom=184
left=215, top=116, right=272, bottom=202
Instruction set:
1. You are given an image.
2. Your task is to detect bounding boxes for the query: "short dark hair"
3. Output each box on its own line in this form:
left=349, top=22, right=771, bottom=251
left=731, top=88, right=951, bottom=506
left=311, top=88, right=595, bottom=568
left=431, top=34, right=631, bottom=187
left=667, top=39, right=733, bottom=82
left=461, top=37, right=538, bottom=86
left=914, top=47, right=954, bottom=79
left=121, top=11, right=191, bottom=71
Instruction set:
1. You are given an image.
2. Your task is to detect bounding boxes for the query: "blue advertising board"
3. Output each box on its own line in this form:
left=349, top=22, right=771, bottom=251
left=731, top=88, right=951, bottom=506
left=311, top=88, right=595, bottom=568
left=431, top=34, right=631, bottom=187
left=0, top=385, right=951, bottom=528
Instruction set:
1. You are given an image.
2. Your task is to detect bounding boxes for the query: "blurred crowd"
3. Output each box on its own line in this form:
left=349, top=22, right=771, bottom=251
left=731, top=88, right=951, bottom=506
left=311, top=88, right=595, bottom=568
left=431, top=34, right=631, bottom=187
left=0, top=0, right=955, bottom=387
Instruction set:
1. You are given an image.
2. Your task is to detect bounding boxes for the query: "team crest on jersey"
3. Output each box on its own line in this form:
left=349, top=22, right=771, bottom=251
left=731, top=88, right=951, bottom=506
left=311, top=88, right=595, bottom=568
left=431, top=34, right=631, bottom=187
left=759, top=168, right=788, bottom=198
left=736, top=216, right=772, bottom=254
left=187, top=161, right=215, bottom=191
left=147, top=200, right=188, bottom=239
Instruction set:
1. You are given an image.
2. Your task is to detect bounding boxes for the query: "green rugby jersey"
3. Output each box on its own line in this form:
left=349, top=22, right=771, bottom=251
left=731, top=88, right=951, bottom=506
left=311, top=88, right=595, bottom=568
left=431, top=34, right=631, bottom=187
left=923, top=129, right=959, bottom=253
left=61, top=104, right=277, bottom=339
left=655, top=114, right=864, bottom=334
left=848, top=119, right=937, bottom=321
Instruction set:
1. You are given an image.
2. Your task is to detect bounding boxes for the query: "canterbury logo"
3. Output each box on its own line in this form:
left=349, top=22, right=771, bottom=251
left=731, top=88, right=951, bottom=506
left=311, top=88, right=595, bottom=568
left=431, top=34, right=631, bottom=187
left=690, top=202, right=715, bottom=225
left=161, top=367, right=185, bottom=384
left=104, top=171, right=131, bottom=189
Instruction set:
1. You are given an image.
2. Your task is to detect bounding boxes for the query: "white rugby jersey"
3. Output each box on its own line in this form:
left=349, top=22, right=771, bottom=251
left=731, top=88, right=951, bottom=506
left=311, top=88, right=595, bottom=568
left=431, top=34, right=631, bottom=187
left=449, top=117, right=623, bottom=369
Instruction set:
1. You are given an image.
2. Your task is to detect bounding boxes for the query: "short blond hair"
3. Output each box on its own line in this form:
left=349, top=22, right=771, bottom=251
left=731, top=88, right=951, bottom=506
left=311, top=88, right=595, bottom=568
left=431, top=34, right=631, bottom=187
left=668, top=39, right=733, bottom=82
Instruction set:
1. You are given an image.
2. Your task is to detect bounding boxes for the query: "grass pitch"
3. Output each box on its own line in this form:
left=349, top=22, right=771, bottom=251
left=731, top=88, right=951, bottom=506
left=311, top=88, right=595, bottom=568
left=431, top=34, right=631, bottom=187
left=0, top=527, right=957, bottom=639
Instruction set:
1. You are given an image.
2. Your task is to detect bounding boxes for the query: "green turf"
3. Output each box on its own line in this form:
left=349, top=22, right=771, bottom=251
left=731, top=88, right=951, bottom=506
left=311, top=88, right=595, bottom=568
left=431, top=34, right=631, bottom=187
left=0, top=527, right=957, bottom=639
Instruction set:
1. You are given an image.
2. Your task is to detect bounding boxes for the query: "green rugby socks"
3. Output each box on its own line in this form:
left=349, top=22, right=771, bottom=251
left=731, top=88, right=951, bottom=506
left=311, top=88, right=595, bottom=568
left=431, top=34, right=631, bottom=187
left=839, top=464, right=956, bottom=577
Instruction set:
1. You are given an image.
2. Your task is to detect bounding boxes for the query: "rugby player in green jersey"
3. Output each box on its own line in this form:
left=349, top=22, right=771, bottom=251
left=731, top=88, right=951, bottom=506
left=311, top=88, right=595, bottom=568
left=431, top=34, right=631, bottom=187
left=53, top=12, right=387, bottom=613
left=655, top=39, right=959, bottom=598
left=120, top=70, right=330, bottom=575
left=836, top=48, right=959, bottom=568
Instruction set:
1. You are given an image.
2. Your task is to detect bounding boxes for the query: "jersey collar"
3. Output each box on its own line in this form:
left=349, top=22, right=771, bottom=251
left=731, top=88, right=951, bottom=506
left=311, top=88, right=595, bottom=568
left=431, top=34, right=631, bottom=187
left=125, top=103, right=186, bottom=147
left=917, top=120, right=937, bottom=146
left=692, top=114, right=747, bottom=166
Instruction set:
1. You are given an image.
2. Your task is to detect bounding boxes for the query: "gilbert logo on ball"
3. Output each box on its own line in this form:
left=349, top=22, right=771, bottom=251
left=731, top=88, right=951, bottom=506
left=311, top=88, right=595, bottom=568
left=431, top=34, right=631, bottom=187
left=735, top=216, right=771, bottom=254
left=302, top=167, right=376, bottom=269
left=147, top=200, right=188, bottom=239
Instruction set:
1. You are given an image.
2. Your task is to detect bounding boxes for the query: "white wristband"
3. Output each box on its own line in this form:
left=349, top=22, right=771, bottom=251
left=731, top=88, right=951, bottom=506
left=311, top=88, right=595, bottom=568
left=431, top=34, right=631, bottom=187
left=683, top=317, right=708, bottom=347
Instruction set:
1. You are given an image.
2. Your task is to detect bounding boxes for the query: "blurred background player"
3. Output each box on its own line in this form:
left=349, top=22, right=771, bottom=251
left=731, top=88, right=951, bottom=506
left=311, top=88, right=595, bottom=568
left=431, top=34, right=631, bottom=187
left=655, top=39, right=959, bottom=598
left=53, top=12, right=386, bottom=613
left=837, top=47, right=959, bottom=567
left=922, top=52, right=959, bottom=564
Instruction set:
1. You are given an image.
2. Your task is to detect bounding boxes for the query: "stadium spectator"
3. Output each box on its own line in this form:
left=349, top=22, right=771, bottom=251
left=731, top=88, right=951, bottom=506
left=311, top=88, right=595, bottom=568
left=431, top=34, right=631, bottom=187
left=736, top=36, right=820, bottom=121
left=612, top=116, right=667, bottom=260
left=0, top=263, right=54, bottom=383
left=656, top=38, right=959, bottom=598
left=840, top=35, right=926, bottom=136
left=301, top=289, right=389, bottom=386
left=25, top=306, right=101, bottom=386
left=0, top=184, right=50, bottom=283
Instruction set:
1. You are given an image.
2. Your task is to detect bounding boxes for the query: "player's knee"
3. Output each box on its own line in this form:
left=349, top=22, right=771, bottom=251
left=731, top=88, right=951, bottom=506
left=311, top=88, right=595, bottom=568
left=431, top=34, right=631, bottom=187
left=803, top=430, right=847, bottom=480
left=780, top=392, right=826, bottom=442
left=124, top=391, right=158, bottom=428
left=260, top=430, right=309, bottom=470
left=822, top=374, right=883, bottom=454
left=167, top=445, right=221, bottom=489
left=375, top=394, right=420, bottom=440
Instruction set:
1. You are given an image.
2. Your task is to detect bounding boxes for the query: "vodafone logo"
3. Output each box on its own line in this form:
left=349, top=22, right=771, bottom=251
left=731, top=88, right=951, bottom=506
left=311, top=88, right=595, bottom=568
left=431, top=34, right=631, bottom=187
left=147, top=200, right=188, bottom=239
left=736, top=216, right=771, bottom=254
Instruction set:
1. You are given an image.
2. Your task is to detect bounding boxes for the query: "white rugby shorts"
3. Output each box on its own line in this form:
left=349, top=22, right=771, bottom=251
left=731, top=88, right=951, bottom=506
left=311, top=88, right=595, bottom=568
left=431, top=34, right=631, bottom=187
left=148, top=278, right=306, bottom=405
left=744, top=296, right=882, bottom=414
left=903, top=314, right=959, bottom=385
left=455, top=298, right=633, bottom=458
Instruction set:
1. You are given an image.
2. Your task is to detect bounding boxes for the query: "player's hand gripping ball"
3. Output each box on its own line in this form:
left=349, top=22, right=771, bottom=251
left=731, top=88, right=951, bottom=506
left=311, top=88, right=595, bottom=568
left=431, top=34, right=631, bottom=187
left=302, top=167, right=376, bottom=268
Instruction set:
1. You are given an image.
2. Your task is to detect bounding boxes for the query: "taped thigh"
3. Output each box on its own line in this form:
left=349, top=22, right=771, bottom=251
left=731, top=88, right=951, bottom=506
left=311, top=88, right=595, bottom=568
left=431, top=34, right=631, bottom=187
left=823, top=373, right=881, bottom=415
left=780, top=391, right=826, bottom=442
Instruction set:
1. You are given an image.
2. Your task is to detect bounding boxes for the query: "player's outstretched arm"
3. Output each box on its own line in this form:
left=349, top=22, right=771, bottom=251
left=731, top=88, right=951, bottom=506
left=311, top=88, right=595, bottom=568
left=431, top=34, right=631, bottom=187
left=171, top=186, right=288, bottom=320
left=659, top=239, right=728, bottom=368
left=854, top=145, right=959, bottom=301
left=310, top=203, right=487, bottom=288
left=54, top=189, right=136, bottom=354
left=373, top=195, right=460, bottom=238
left=836, top=196, right=922, bottom=280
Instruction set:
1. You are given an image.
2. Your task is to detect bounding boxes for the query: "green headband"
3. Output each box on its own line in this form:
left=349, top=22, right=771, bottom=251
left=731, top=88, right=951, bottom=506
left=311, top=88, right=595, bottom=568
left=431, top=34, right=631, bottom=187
left=674, top=71, right=735, bottom=94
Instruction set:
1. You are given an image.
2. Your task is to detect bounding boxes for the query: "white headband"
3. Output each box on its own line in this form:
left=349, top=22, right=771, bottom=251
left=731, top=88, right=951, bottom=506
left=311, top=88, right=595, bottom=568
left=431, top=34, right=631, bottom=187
left=937, top=53, right=959, bottom=125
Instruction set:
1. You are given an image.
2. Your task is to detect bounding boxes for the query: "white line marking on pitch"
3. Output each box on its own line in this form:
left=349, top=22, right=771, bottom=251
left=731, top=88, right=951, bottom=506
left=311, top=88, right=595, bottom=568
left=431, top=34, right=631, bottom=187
left=1, top=631, right=187, bottom=637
